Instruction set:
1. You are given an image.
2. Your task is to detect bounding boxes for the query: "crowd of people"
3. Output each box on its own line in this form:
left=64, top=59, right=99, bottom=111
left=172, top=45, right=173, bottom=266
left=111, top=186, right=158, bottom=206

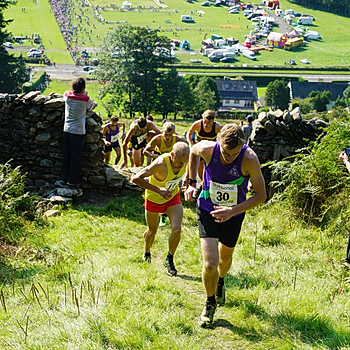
left=49, top=0, right=100, bottom=64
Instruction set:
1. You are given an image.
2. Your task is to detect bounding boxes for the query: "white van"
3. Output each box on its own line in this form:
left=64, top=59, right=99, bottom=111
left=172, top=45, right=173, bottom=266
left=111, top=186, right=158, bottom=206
left=208, top=49, right=226, bottom=58
left=304, top=30, right=321, bottom=40
left=284, top=9, right=294, bottom=15
left=242, top=49, right=256, bottom=60
left=181, top=15, right=194, bottom=22
left=203, top=48, right=214, bottom=56
left=297, top=16, right=313, bottom=25
left=223, top=51, right=237, bottom=60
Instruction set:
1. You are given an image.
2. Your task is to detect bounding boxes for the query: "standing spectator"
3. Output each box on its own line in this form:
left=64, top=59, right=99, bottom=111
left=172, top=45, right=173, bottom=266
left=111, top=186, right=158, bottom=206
left=56, top=77, right=97, bottom=189
left=242, top=115, right=253, bottom=144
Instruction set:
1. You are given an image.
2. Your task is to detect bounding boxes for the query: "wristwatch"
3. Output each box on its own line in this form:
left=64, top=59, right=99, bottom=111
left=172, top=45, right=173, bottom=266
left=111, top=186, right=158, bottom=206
left=187, top=179, right=197, bottom=186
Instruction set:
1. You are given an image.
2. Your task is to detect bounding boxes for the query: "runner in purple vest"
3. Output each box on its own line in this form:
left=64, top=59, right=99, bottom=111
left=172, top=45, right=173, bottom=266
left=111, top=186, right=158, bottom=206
left=184, top=124, right=266, bottom=328
left=102, top=115, right=125, bottom=165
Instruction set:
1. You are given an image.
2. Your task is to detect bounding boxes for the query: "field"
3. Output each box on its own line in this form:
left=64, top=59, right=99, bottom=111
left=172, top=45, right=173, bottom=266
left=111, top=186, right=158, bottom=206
left=4, top=0, right=350, bottom=67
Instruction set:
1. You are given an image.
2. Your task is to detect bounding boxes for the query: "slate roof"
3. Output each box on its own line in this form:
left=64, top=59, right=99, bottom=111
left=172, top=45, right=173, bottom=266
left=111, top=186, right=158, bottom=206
left=290, top=82, right=349, bottom=100
left=215, top=79, right=258, bottom=101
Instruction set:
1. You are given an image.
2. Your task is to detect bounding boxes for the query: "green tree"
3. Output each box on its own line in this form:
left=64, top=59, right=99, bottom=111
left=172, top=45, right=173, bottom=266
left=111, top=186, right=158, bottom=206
left=193, top=78, right=218, bottom=114
left=265, top=79, right=291, bottom=110
left=0, top=0, right=28, bottom=93
left=309, top=90, right=332, bottom=112
left=334, top=95, right=347, bottom=108
left=97, top=24, right=173, bottom=117
left=157, top=67, right=183, bottom=119
left=343, top=85, right=350, bottom=100
left=184, top=75, right=221, bottom=115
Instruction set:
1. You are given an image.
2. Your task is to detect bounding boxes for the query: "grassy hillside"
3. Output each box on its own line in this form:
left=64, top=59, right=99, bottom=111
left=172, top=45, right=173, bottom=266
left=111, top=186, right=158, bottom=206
left=2, top=116, right=350, bottom=349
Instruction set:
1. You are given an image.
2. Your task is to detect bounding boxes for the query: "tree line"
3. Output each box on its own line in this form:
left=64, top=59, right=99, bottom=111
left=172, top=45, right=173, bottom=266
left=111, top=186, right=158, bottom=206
left=0, top=0, right=28, bottom=93
left=96, top=24, right=220, bottom=119
left=288, top=0, right=350, bottom=16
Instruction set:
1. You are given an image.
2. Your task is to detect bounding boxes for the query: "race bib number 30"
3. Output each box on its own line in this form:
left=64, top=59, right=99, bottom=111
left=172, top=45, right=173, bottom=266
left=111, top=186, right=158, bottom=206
left=209, top=181, right=238, bottom=206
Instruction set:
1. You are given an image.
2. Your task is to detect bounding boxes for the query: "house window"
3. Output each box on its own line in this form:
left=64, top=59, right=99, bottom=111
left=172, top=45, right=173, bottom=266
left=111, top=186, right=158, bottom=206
left=234, top=100, right=240, bottom=104
left=225, top=100, right=231, bottom=104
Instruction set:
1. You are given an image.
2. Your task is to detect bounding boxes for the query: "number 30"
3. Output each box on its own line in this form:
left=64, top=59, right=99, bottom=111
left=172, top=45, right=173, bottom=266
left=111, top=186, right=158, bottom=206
left=217, top=191, right=229, bottom=201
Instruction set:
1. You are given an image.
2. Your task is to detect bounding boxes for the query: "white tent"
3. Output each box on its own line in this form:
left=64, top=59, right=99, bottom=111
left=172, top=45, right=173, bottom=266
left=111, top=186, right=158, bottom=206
left=122, top=1, right=132, bottom=9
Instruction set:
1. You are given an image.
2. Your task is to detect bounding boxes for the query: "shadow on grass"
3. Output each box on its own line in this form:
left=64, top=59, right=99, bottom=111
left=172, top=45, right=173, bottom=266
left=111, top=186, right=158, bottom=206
left=0, top=260, right=38, bottom=286
left=176, top=273, right=202, bottom=282
left=213, top=318, right=263, bottom=342
left=215, top=300, right=350, bottom=348
left=74, top=191, right=146, bottom=223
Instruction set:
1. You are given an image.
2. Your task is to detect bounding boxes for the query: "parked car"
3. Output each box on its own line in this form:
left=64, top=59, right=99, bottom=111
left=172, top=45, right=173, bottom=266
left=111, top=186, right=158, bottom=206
left=209, top=56, right=221, bottom=62
left=251, top=16, right=263, bottom=22
left=190, top=59, right=202, bottom=63
left=300, top=59, right=310, bottom=64
left=27, top=52, right=41, bottom=58
left=229, top=8, right=239, bottom=13
left=294, top=12, right=301, bottom=17
left=201, top=1, right=209, bottom=5
left=220, top=57, right=234, bottom=63
left=3, top=42, right=13, bottom=48
left=289, top=59, right=297, bottom=65
left=29, top=48, right=42, bottom=53
left=83, top=66, right=95, bottom=71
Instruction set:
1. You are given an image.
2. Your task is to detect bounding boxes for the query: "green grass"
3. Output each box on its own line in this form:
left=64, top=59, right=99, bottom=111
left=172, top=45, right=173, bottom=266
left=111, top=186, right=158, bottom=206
left=5, top=0, right=350, bottom=68
left=1, top=190, right=350, bottom=349
left=5, top=0, right=73, bottom=63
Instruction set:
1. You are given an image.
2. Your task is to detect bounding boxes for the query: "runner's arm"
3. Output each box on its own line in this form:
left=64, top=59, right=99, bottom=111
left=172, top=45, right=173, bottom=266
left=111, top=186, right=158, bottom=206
left=118, top=122, right=126, bottom=136
left=121, top=127, right=135, bottom=168
left=184, top=141, right=213, bottom=201
left=102, top=125, right=111, bottom=146
left=131, top=158, right=171, bottom=199
left=143, top=135, right=160, bottom=159
left=186, top=121, right=200, bottom=146
left=215, top=122, right=223, bottom=134
left=175, top=135, right=189, bottom=145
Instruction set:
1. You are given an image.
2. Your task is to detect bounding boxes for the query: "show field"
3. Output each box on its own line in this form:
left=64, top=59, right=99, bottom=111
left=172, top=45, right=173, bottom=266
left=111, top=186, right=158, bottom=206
left=4, top=0, right=350, bottom=67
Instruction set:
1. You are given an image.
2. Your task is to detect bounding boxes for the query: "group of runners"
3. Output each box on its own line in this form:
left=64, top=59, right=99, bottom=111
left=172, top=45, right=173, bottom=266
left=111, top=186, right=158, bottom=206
left=101, top=110, right=266, bottom=328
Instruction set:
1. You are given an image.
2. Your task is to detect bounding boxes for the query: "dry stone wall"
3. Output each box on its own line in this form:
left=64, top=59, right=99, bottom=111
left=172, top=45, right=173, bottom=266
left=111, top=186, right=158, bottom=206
left=0, top=91, right=138, bottom=195
left=249, top=108, right=328, bottom=195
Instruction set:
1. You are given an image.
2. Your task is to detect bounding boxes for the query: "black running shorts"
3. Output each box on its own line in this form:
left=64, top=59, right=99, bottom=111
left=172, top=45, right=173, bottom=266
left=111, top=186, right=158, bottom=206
left=196, top=205, right=245, bottom=248
left=130, top=134, right=147, bottom=150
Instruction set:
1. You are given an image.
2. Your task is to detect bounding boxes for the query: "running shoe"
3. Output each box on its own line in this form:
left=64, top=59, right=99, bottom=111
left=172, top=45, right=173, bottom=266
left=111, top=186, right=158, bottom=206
left=143, top=253, right=151, bottom=263
left=216, top=283, right=225, bottom=306
left=199, top=301, right=217, bottom=328
left=164, top=257, right=177, bottom=276
left=159, top=214, right=167, bottom=227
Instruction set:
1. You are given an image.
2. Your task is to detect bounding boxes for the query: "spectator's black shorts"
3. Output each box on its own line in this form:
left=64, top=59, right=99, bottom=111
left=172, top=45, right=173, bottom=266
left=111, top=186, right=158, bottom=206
left=130, top=135, right=147, bottom=150
left=197, top=205, right=245, bottom=248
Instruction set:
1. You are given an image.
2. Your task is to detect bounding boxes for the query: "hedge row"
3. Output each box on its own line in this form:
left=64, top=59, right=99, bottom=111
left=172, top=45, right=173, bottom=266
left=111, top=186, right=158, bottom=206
left=22, top=70, right=46, bottom=93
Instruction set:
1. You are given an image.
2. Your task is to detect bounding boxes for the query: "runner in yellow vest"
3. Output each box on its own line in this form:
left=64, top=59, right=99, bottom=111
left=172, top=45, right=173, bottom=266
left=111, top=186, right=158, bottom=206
left=143, top=122, right=188, bottom=226
left=131, top=142, right=190, bottom=276
left=143, top=121, right=188, bottom=159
